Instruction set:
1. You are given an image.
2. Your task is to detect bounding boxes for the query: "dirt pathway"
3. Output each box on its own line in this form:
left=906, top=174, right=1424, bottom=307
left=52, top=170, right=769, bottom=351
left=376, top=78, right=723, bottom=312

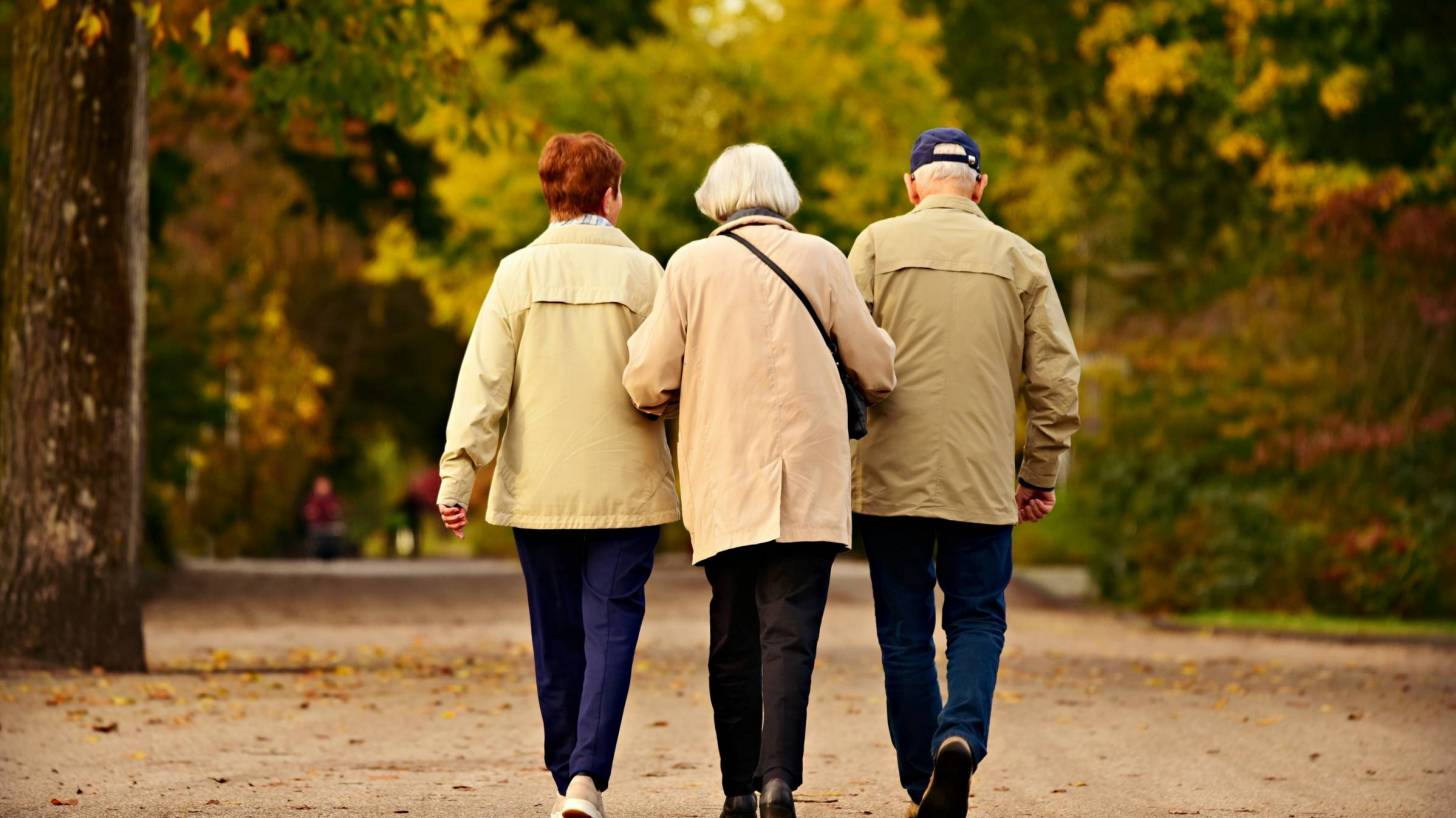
left=2, top=557, right=1453, bottom=817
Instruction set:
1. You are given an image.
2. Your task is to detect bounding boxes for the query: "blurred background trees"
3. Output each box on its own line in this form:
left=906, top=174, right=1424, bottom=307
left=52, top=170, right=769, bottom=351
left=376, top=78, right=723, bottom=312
left=4, top=0, right=1451, bottom=619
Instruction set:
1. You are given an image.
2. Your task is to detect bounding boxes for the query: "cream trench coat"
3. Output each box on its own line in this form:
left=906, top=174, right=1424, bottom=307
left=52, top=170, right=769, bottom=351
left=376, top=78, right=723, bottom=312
left=849, top=194, right=1081, bottom=524
left=437, top=224, right=680, bottom=529
left=623, top=214, right=897, bottom=563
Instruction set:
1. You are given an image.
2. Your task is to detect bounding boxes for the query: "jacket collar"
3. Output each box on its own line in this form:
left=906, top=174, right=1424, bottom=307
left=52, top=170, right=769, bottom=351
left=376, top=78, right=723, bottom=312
left=710, top=213, right=799, bottom=237
left=912, top=193, right=987, bottom=220
left=528, top=223, right=641, bottom=250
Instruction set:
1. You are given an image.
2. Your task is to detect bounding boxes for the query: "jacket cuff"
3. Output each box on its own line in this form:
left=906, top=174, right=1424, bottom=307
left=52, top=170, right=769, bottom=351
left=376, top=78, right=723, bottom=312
left=436, top=459, right=477, bottom=508
left=1017, top=457, right=1060, bottom=492
left=436, top=481, right=473, bottom=508
left=1017, top=476, right=1055, bottom=492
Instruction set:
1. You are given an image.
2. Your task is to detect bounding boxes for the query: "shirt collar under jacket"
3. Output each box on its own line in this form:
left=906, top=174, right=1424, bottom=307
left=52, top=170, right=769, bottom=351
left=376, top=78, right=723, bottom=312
left=549, top=213, right=613, bottom=228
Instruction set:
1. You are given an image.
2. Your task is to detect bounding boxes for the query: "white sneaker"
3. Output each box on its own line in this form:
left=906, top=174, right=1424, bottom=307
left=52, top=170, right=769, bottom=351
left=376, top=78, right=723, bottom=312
left=548, top=794, right=566, bottom=818
left=561, top=774, right=605, bottom=818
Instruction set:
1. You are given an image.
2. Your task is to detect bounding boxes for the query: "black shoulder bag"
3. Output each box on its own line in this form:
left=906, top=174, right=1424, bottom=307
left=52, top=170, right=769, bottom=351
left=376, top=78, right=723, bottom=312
left=722, top=230, right=869, bottom=439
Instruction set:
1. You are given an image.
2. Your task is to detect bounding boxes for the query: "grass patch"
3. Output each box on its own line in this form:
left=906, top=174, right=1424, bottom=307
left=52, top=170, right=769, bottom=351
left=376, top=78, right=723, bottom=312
left=1174, top=610, right=1456, bottom=639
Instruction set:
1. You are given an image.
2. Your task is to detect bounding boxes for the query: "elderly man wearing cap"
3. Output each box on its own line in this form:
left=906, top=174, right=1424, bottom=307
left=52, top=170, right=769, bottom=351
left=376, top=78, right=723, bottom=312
left=848, top=128, right=1081, bottom=818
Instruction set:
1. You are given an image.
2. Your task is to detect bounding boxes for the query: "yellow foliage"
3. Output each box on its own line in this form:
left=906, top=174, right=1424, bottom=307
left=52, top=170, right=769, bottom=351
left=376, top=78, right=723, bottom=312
left=1105, top=36, right=1201, bottom=107
left=75, top=7, right=106, bottom=46
left=294, top=394, right=322, bottom=423
left=1077, top=3, right=1136, bottom=59
left=1318, top=65, right=1367, bottom=118
left=260, top=302, right=284, bottom=331
left=1216, top=0, right=1264, bottom=51
left=1254, top=151, right=1378, bottom=211
left=227, top=25, right=250, bottom=59
left=1215, top=131, right=1267, bottom=163
left=382, top=0, right=958, bottom=339
left=1235, top=61, right=1311, bottom=112
left=193, top=9, right=211, bottom=46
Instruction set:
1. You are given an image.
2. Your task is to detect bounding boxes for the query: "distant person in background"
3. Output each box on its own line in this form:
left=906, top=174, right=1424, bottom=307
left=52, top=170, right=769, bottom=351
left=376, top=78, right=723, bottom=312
left=848, top=128, right=1081, bottom=818
left=436, top=132, right=679, bottom=818
left=394, top=469, right=440, bottom=558
left=624, top=144, right=896, bottom=818
left=302, top=475, right=346, bottom=560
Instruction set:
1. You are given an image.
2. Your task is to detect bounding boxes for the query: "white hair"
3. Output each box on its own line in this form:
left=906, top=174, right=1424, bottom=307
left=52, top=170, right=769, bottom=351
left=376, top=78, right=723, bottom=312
left=694, top=143, right=802, bottom=223
left=912, top=143, right=980, bottom=185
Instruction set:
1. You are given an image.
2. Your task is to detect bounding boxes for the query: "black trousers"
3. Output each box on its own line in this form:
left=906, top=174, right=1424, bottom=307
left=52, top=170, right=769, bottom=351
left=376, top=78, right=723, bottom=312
left=703, top=541, right=839, bottom=796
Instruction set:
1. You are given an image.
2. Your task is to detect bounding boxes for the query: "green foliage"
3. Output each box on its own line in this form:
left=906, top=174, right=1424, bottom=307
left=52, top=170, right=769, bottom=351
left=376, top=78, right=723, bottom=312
left=919, top=0, right=1456, bottom=617
left=1171, top=610, right=1456, bottom=640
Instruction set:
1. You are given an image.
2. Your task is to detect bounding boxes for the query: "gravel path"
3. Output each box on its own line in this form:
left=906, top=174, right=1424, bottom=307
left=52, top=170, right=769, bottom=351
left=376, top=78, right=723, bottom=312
left=2, top=557, right=1453, bottom=817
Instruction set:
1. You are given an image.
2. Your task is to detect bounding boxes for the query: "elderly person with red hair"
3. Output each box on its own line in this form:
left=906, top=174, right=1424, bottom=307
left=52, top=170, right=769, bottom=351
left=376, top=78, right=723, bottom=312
left=437, top=132, right=678, bottom=818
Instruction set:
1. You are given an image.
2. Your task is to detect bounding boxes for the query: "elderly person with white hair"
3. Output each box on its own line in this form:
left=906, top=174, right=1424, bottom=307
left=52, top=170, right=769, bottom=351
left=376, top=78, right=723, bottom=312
left=624, top=144, right=896, bottom=818
left=849, top=128, right=1080, bottom=818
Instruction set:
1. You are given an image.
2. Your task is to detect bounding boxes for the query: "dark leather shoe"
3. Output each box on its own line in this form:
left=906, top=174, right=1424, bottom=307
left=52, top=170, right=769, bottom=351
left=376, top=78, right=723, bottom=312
left=720, top=794, right=756, bottom=818
left=759, top=778, right=795, bottom=818
left=915, top=737, right=975, bottom=818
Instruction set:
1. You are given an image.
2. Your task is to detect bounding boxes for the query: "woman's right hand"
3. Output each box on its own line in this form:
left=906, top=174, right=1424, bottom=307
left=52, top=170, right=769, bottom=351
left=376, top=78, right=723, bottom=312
left=438, top=504, right=468, bottom=539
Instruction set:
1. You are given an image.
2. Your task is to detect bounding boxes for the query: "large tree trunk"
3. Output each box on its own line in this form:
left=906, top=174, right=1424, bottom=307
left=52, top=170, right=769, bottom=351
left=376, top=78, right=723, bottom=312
left=1, top=1, right=148, bottom=670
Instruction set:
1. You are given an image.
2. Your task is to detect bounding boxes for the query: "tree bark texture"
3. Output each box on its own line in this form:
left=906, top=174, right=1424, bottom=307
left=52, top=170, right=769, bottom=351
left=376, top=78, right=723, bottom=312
left=1, top=0, right=148, bottom=670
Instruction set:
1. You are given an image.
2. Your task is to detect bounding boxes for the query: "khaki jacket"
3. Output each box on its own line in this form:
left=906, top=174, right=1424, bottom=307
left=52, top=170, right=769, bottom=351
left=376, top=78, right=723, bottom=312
left=624, top=215, right=897, bottom=563
left=849, top=195, right=1080, bottom=524
left=437, top=224, right=680, bottom=529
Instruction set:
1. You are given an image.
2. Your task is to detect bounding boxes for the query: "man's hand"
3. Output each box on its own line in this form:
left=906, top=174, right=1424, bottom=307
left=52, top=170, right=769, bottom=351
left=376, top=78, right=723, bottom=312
left=1016, top=484, right=1056, bottom=523
left=438, top=504, right=468, bottom=539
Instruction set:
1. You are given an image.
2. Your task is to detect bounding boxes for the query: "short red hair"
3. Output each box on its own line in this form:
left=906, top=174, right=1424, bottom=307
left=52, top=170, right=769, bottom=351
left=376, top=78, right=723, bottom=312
left=538, top=132, right=624, bottom=219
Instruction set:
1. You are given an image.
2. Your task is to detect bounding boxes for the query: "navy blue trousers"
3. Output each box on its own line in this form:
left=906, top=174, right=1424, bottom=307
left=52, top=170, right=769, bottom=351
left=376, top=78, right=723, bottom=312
left=857, top=515, right=1013, bottom=802
left=513, top=526, right=658, bottom=794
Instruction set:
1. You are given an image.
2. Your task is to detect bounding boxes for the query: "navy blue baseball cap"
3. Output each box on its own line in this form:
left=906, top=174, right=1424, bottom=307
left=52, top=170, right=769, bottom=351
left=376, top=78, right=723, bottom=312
left=909, top=127, right=981, bottom=174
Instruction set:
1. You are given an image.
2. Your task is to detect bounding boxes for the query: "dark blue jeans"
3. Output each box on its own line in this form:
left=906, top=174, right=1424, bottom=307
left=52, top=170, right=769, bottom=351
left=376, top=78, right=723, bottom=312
left=514, top=526, right=658, bottom=794
left=858, top=514, right=1013, bottom=802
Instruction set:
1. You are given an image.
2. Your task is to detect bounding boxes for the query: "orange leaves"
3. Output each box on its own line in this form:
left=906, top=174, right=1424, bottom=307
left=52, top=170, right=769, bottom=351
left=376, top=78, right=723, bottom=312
left=71, top=3, right=251, bottom=60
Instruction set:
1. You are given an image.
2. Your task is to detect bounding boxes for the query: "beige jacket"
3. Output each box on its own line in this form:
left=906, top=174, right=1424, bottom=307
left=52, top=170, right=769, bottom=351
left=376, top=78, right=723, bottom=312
left=624, top=215, right=897, bottom=563
left=437, top=224, right=680, bottom=529
left=849, top=195, right=1080, bottom=524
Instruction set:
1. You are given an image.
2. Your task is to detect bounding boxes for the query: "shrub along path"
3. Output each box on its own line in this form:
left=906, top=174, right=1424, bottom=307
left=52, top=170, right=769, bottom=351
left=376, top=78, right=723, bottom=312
left=1, top=557, right=1452, bottom=817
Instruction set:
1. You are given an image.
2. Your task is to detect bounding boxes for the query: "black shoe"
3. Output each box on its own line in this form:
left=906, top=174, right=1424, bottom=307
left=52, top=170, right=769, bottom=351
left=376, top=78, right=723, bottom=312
left=915, top=737, right=975, bottom=818
left=721, top=794, right=756, bottom=818
left=759, top=778, right=795, bottom=818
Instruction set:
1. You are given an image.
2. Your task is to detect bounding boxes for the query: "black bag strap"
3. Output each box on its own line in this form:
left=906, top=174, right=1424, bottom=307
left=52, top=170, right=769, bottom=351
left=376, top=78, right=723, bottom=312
left=721, top=229, right=840, bottom=359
